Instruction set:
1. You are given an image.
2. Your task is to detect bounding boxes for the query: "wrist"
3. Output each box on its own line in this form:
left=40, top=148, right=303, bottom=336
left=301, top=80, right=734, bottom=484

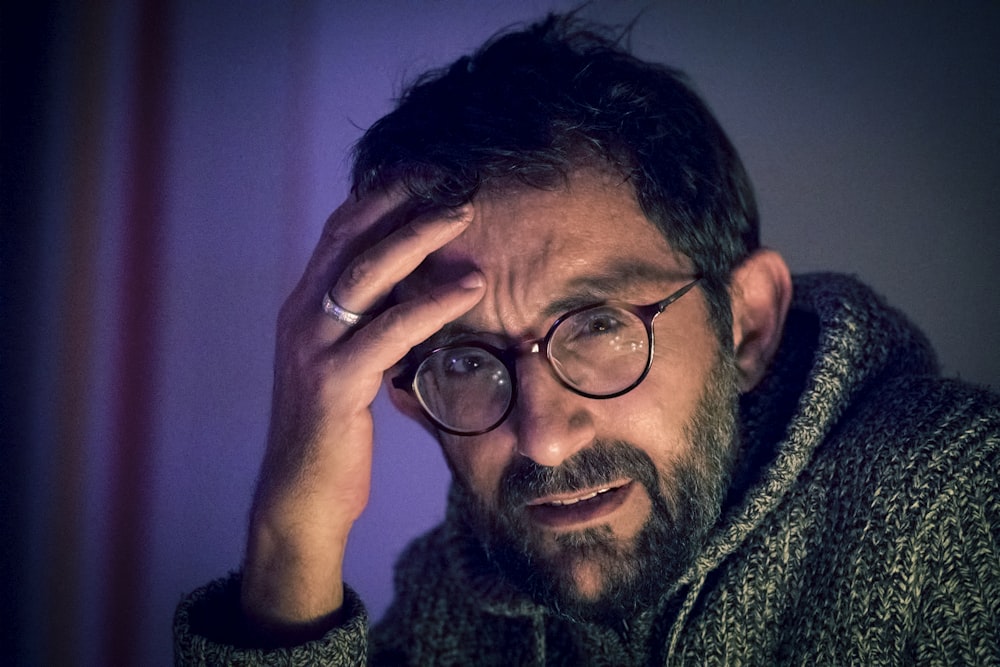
left=241, top=514, right=351, bottom=632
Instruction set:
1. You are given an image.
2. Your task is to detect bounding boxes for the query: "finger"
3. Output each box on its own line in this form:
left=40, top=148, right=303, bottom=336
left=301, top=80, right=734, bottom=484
left=318, top=188, right=410, bottom=262
left=319, top=204, right=474, bottom=334
left=299, top=187, right=412, bottom=299
left=333, top=270, right=485, bottom=380
left=330, top=203, right=473, bottom=311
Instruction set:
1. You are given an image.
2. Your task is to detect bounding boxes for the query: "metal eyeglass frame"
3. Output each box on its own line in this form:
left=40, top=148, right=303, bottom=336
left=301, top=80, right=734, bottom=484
left=392, top=277, right=701, bottom=436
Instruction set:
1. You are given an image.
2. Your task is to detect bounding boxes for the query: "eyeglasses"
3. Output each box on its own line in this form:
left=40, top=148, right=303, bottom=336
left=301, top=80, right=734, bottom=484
left=392, top=278, right=701, bottom=436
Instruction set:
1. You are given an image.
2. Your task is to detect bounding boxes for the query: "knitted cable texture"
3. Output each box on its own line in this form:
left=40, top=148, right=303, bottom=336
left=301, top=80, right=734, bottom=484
left=175, top=273, right=999, bottom=666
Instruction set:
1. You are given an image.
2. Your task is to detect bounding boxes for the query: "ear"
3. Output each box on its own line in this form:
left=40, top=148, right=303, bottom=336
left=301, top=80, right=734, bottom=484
left=728, top=249, right=793, bottom=392
left=384, top=372, right=440, bottom=439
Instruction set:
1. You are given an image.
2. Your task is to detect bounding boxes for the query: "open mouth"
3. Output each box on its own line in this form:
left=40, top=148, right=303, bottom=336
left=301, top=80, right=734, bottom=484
left=525, top=480, right=634, bottom=528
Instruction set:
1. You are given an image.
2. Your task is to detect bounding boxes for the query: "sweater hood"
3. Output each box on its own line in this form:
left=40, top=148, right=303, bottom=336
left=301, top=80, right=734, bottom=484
left=686, top=272, right=938, bottom=584
left=437, top=272, right=939, bottom=616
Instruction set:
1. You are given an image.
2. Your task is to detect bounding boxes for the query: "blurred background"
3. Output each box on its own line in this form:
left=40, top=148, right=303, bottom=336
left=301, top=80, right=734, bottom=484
left=3, top=1, right=998, bottom=664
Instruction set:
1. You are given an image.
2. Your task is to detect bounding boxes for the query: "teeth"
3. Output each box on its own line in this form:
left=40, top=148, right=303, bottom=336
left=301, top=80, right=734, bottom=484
left=546, top=487, right=612, bottom=507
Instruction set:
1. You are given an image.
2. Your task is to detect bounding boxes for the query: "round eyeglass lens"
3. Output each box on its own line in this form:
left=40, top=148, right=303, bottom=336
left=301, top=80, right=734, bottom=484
left=548, top=304, right=650, bottom=395
left=414, top=345, right=513, bottom=433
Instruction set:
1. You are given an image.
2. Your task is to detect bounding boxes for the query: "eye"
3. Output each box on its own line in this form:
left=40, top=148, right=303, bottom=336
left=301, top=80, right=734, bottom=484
left=439, top=347, right=497, bottom=377
left=564, top=306, right=628, bottom=341
left=585, top=313, right=623, bottom=334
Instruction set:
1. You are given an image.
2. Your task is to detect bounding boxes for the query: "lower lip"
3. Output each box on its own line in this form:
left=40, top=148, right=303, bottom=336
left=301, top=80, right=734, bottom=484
left=525, top=482, right=635, bottom=529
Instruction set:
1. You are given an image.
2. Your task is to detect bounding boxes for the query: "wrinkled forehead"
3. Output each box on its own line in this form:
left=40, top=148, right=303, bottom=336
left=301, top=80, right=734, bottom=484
left=395, top=169, right=692, bottom=329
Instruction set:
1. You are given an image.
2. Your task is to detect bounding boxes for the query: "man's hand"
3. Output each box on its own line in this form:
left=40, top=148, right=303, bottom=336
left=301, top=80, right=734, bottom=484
left=240, top=190, right=483, bottom=642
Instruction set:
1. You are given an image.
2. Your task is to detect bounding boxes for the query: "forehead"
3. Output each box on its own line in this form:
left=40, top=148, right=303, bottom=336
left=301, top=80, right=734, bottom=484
left=408, top=168, right=691, bottom=332
left=433, top=169, right=685, bottom=276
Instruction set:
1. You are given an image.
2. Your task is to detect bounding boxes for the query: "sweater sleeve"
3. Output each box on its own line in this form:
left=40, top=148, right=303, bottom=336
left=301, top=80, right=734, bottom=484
left=173, top=572, right=369, bottom=666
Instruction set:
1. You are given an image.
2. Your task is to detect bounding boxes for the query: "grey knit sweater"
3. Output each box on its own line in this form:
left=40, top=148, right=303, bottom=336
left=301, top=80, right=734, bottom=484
left=175, top=273, right=1000, bottom=665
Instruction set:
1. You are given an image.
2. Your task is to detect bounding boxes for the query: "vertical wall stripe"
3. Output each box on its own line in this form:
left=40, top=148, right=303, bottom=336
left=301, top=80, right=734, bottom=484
left=45, top=3, right=109, bottom=665
left=100, top=0, right=170, bottom=663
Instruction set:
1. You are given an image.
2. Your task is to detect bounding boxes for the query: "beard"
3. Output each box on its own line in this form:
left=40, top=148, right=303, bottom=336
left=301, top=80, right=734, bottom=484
left=448, top=351, right=740, bottom=624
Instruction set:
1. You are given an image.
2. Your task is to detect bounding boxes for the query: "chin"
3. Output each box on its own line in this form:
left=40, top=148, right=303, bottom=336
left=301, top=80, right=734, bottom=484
left=561, top=542, right=634, bottom=602
left=527, top=520, right=668, bottom=622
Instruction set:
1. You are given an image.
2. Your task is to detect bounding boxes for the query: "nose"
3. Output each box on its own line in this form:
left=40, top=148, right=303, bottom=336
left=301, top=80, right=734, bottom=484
left=511, top=353, right=595, bottom=468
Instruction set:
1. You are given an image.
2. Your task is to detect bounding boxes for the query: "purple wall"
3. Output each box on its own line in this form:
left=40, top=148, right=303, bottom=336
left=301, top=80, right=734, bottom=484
left=13, top=1, right=999, bottom=664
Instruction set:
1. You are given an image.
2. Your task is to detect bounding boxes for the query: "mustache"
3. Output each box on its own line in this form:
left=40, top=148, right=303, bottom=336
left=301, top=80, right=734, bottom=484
left=498, top=440, right=661, bottom=509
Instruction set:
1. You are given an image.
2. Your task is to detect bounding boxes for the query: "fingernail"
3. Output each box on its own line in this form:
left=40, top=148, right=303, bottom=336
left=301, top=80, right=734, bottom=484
left=459, top=271, right=484, bottom=289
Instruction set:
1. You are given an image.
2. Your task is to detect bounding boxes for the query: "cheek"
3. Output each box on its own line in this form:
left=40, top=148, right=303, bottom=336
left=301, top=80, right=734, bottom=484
left=609, top=305, right=720, bottom=451
left=439, top=434, right=514, bottom=507
left=598, top=381, right=691, bottom=471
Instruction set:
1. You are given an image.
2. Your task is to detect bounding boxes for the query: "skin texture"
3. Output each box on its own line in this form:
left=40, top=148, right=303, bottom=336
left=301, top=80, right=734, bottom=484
left=241, top=192, right=488, bottom=640
left=242, top=167, right=792, bottom=641
left=391, top=169, right=728, bottom=608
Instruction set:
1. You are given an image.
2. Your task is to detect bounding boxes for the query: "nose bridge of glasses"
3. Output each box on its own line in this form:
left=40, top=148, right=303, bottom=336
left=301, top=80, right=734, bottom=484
left=501, top=336, right=552, bottom=385
left=496, top=336, right=545, bottom=375
left=517, top=333, right=569, bottom=383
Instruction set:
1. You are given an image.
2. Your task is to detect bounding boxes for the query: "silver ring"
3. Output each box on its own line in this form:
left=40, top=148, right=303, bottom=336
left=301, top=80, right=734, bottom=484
left=322, top=292, right=366, bottom=327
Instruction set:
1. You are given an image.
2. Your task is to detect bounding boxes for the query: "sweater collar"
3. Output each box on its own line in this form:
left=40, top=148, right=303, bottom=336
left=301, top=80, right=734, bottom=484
left=681, top=272, right=937, bottom=586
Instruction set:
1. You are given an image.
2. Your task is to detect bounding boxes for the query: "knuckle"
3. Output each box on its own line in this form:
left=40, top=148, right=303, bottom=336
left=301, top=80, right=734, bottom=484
left=371, top=304, right=409, bottom=336
left=396, top=222, right=423, bottom=243
left=364, top=308, right=410, bottom=346
left=340, top=254, right=374, bottom=292
left=293, top=339, right=320, bottom=372
left=353, top=310, right=413, bottom=361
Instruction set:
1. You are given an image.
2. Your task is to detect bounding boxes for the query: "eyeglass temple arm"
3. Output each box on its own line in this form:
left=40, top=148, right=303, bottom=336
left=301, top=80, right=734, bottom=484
left=657, top=277, right=701, bottom=313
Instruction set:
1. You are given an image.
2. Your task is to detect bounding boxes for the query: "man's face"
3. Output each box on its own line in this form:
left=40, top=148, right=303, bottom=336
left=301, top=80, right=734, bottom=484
left=396, top=168, right=739, bottom=620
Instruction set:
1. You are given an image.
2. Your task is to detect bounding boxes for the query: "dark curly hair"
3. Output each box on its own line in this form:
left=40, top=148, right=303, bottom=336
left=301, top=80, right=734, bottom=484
left=352, top=13, right=760, bottom=341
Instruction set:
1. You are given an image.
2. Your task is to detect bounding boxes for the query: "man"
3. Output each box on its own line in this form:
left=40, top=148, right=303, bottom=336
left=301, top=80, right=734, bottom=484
left=175, top=14, right=999, bottom=665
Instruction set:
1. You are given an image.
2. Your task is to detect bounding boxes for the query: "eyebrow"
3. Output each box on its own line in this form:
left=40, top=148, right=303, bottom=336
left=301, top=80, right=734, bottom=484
left=541, top=259, right=692, bottom=318
left=422, top=259, right=691, bottom=350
